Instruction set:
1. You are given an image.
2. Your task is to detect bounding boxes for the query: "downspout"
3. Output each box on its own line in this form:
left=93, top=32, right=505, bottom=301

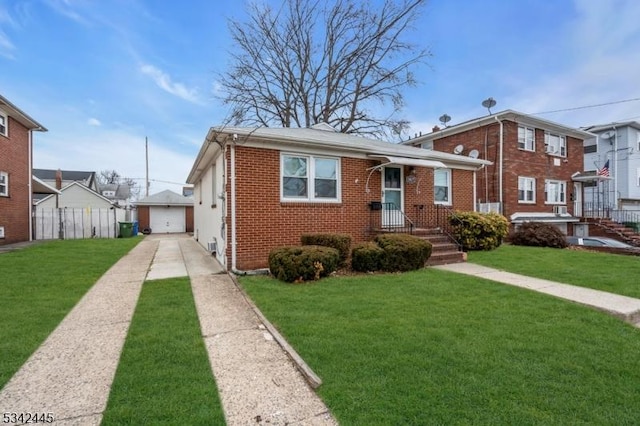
left=473, top=168, right=478, bottom=212
left=495, top=116, right=504, bottom=212
left=28, top=130, right=33, bottom=241
left=229, top=137, right=269, bottom=276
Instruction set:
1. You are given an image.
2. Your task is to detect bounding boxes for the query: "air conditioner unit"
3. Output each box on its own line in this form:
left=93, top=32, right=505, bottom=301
left=207, top=240, right=217, bottom=256
left=553, top=206, right=568, bottom=215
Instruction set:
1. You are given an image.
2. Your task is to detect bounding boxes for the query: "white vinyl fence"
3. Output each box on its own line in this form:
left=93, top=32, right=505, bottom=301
left=34, top=208, right=127, bottom=240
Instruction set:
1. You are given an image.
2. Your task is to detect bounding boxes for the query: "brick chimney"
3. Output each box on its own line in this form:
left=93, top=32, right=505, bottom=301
left=55, top=169, right=62, bottom=189
left=432, top=125, right=441, bottom=132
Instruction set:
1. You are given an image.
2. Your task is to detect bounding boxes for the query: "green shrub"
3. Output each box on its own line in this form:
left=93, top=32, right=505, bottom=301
left=301, top=233, right=352, bottom=265
left=374, top=234, right=432, bottom=272
left=268, top=245, right=340, bottom=283
left=449, top=211, right=509, bottom=251
left=510, top=222, right=568, bottom=248
left=351, top=241, right=385, bottom=272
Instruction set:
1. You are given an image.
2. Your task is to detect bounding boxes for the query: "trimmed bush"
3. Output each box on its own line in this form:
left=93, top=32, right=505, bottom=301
left=374, top=234, right=432, bottom=272
left=510, top=222, right=568, bottom=248
left=449, top=211, right=509, bottom=251
left=301, top=233, right=352, bottom=265
left=351, top=241, right=385, bottom=272
left=268, top=245, right=340, bottom=283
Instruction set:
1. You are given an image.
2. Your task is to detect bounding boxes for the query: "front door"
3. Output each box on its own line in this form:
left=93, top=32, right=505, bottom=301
left=573, top=182, right=582, bottom=217
left=382, top=167, right=404, bottom=227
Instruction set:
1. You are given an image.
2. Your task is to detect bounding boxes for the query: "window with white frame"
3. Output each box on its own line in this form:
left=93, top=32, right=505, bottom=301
left=281, top=154, right=340, bottom=202
left=0, top=171, right=8, bottom=196
left=545, top=179, right=566, bottom=204
left=518, top=126, right=535, bottom=151
left=544, top=132, right=566, bottom=157
left=421, top=141, right=434, bottom=150
left=434, top=168, right=451, bottom=204
left=518, top=177, right=535, bottom=203
left=0, top=111, right=7, bottom=136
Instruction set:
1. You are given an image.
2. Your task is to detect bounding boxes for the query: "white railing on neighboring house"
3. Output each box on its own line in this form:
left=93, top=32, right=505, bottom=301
left=33, top=207, right=126, bottom=240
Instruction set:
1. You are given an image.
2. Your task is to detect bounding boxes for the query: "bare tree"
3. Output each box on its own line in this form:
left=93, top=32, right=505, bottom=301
left=96, top=170, right=141, bottom=201
left=219, top=0, right=430, bottom=139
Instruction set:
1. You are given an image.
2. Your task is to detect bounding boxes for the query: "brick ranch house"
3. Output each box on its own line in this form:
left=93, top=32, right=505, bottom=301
left=0, top=94, right=48, bottom=245
left=403, top=110, right=595, bottom=235
left=187, top=124, right=491, bottom=272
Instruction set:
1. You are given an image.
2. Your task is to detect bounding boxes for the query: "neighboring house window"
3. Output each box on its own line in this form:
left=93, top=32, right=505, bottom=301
left=102, top=190, right=116, bottom=197
left=545, top=180, right=566, bottom=204
left=637, top=168, right=640, bottom=187
left=0, top=111, right=7, bottom=136
left=545, top=132, right=566, bottom=157
left=281, top=154, right=340, bottom=202
left=421, top=141, right=434, bottom=150
left=584, top=143, right=597, bottom=154
left=0, top=171, right=8, bottom=196
left=434, top=169, right=451, bottom=205
left=518, top=126, right=535, bottom=151
left=518, top=177, right=536, bottom=203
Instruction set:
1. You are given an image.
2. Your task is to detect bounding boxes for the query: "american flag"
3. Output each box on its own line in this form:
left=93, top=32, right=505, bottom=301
left=597, top=160, right=610, bottom=177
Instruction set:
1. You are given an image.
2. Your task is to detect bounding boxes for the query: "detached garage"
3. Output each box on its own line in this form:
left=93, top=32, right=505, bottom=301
left=135, top=190, right=194, bottom=234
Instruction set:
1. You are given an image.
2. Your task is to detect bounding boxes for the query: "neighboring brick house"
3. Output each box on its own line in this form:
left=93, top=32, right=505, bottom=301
left=187, top=124, right=491, bottom=272
left=403, top=110, right=595, bottom=234
left=0, top=94, right=47, bottom=245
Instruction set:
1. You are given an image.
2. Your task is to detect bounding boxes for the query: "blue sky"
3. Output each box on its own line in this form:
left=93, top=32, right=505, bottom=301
left=1, top=0, right=639, bottom=195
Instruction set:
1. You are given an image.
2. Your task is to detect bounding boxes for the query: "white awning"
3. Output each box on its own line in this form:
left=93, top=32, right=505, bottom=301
left=368, top=155, right=446, bottom=169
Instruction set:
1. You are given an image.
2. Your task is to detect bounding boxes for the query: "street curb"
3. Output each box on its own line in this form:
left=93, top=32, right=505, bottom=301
left=228, top=273, right=323, bottom=389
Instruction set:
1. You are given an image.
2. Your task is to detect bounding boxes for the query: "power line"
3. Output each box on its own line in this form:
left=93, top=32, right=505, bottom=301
left=531, top=97, right=640, bottom=115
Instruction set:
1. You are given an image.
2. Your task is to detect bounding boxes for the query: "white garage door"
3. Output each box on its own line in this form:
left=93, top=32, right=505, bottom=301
left=150, top=206, right=185, bottom=233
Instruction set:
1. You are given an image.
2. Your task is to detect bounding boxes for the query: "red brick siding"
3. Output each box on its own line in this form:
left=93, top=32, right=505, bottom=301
left=0, top=117, right=31, bottom=245
left=431, top=120, right=584, bottom=218
left=227, top=145, right=477, bottom=270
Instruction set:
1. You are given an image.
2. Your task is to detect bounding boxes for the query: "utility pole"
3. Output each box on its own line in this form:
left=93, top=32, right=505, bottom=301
left=145, top=136, right=150, bottom=197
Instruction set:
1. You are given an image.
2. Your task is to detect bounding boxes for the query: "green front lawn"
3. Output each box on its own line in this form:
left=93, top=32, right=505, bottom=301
left=468, top=244, right=640, bottom=298
left=240, top=269, right=640, bottom=425
left=102, top=278, right=225, bottom=425
left=0, top=238, right=142, bottom=389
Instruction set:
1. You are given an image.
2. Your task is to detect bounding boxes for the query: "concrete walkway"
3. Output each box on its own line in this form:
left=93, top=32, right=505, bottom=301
left=434, top=262, right=640, bottom=327
left=0, top=234, right=336, bottom=425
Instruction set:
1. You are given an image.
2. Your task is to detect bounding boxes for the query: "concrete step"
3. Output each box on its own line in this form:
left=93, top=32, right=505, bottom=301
left=426, top=250, right=465, bottom=266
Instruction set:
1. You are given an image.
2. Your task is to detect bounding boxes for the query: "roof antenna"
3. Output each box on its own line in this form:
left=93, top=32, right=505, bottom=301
left=438, top=114, right=451, bottom=128
left=481, top=97, right=496, bottom=115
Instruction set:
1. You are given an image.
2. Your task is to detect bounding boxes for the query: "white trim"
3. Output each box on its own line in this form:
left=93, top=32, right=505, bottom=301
left=0, top=171, right=8, bottom=196
left=545, top=179, right=567, bottom=205
left=518, top=125, right=535, bottom=151
left=0, top=109, right=7, bottom=137
left=518, top=176, right=536, bottom=204
left=434, top=168, right=452, bottom=205
left=280, top=152, right=341, bottom=203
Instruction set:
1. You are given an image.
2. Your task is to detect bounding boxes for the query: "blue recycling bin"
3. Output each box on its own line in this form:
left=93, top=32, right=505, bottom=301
left=132, top=221, right=139, bottom=236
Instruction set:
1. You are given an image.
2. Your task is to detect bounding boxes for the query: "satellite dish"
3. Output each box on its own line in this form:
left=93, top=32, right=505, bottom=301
left=481, top=97, right=497, bottom=114
left=468, top=149, right=480, bottom=159
left=601, top=131, right=614, bottom=139
left=453, top=144, right=464, bottom=154
left=439, top=114, right=451, bottom=127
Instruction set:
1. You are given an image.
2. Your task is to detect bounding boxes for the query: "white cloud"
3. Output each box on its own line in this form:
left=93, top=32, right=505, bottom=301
left=87, top=117, right=101, bottom=126
left=140, top=64, right=202, bottom=104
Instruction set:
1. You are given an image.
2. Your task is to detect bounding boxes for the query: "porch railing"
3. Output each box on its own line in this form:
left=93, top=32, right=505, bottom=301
left=368, top=202, right=415, bottom=234
left=368, top=202, right=462, bottom=249
left=583, top=202, right=640, bottom=231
